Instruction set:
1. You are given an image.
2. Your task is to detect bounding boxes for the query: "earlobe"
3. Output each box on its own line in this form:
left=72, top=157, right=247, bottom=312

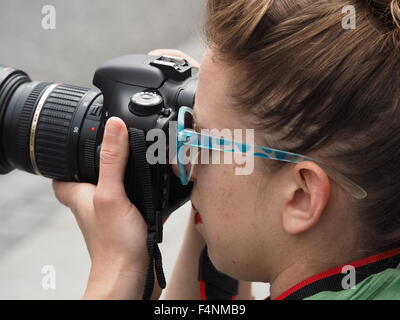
left=282, top=162, right=330, bottom=235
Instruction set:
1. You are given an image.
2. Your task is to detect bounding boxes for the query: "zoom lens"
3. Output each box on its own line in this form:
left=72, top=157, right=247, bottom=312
left=0, top=66, right=104, bottom=183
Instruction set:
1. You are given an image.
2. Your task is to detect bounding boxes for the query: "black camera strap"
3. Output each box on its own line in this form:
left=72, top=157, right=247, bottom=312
left=125, top=128, right=166, bottom=300
left=199, top=246, right=239, bottom=300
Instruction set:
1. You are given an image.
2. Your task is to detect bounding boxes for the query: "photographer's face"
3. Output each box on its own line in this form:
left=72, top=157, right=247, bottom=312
left=189, top=49, right=286, bottom=280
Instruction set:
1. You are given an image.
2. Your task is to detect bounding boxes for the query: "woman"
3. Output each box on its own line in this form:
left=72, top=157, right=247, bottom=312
left=53, top=0, right=400, bottom=299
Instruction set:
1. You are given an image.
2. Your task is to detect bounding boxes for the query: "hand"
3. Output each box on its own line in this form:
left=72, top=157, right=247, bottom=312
left=148, top=49, right=201, bottom=68
left=53, top=117, right=148, bottom=299
left=145, top=49, right=201, bottom=300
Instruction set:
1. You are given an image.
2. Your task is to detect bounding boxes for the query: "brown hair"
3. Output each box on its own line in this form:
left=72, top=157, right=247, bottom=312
left=204, top=0, right=400, bottom=253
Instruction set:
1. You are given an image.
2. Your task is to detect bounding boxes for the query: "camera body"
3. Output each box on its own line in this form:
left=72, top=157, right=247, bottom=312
left=0, top=54, right=196, bottom=225
left=95, top=54, right=198, bottom=232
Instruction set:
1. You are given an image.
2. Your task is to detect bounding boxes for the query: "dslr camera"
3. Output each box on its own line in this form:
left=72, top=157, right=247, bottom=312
left=0, top=54, right=197, bottom=247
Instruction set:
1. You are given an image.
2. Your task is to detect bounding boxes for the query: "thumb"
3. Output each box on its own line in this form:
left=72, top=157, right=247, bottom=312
left=97, top=117, right=130, bottom=197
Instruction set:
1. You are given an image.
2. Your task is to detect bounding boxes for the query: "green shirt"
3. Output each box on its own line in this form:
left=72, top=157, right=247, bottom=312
left=305, top=268, right=400, bottom=300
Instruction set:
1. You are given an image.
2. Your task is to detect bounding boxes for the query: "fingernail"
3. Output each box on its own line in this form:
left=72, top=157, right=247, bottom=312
left=106, top=118, right=122, bottom=136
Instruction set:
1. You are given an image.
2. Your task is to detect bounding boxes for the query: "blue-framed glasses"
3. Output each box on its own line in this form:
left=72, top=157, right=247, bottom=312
left=176, top=106, right=367, bottom=200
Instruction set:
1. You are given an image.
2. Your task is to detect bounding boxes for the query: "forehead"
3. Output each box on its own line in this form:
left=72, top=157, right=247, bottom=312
left=194, top=50, right=246, bottom=131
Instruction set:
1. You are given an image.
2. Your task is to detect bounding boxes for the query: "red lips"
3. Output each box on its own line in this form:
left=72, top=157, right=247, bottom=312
left=191, top=202, right=203, bottom=225
left=194, top=212, right=203, bottom=224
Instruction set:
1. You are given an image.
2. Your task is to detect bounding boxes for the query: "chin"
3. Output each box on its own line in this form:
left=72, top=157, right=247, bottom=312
left=208, top=247, right=260, bottom=281
left=208, top=247, right=242, bottom=280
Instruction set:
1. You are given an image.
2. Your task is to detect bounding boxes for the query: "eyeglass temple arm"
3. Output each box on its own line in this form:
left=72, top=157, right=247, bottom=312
left=183, top=131, right=367, bottom=200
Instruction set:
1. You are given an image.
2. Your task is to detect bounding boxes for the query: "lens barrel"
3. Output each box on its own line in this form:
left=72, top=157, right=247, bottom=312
left=0, top=66, right=104, bottom=183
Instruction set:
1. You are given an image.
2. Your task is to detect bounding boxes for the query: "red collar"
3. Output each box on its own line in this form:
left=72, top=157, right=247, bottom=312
left=272, top=247, right=400, bottom=300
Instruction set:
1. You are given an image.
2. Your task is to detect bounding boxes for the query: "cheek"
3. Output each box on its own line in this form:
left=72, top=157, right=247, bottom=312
left=197, top=165, right=239, bottom=223
left=197, top=163, right=261, bottom=222
left=195, top=163, right=262, bottom=261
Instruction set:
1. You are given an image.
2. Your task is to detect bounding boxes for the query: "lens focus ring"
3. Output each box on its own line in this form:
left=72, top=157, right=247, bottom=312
left=34, top=84, right=89, bottom=179
left=16, top=82, right=51, bottom=174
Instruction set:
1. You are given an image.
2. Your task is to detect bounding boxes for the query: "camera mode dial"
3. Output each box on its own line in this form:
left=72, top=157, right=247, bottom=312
left=129, top=91, right=163, bottom=116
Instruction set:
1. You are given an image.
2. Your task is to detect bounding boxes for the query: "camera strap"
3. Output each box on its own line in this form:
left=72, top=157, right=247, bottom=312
left=275, top=247, right=400, bottom=300
left=199, top=246, right=239, bottom=300
left=125, top=128, right=166, bottom=300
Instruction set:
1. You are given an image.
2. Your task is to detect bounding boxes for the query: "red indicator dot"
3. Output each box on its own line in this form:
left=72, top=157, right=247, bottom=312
left=90, top=127, right=96, bottom=132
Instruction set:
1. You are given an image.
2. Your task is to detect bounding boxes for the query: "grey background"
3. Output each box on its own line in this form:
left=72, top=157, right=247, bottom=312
left=0, top=0, right=268, bottom=299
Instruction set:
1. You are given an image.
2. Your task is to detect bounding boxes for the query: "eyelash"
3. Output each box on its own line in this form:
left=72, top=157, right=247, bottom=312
left=193, top=121, right=199, bottom=132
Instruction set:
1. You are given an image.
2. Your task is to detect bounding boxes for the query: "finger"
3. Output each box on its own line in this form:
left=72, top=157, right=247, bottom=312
left=148, top=49, right=201, bottom=68
left=52, top=180, right=95, bottom=213
left=97, top=117, right=129, bottom=197
left=52, top=180, right=96, bottom=237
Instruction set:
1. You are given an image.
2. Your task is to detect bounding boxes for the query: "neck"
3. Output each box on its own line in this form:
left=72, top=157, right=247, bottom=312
left=269, top=261, right=321, bottom=300
left=269, top=250, right=364, bottom=300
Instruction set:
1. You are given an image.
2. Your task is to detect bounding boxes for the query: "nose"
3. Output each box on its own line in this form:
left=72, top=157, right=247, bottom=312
left=172, top=163, right=180, bottom=177
left=189, top=162, right=197, bottom=182
left=171, top=162, right=197, bottom=182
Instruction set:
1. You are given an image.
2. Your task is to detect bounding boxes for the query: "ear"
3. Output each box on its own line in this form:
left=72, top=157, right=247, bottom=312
left=282, top=161, right=331, bottom=235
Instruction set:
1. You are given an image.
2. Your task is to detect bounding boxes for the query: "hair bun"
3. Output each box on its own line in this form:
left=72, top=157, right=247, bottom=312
left=369, top=0, right=400, bottom=29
